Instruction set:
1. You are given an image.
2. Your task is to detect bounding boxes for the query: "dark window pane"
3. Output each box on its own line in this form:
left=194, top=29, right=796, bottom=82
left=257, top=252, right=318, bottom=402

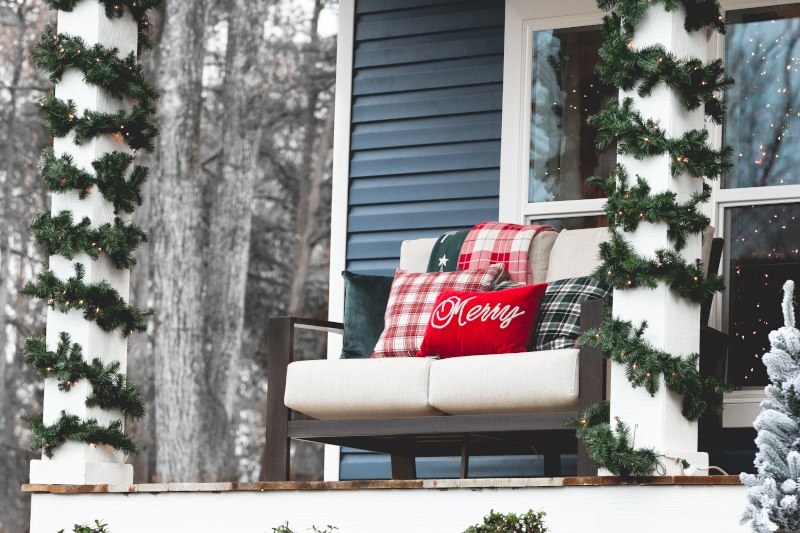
left=725, top=203, right=800, bottom=386
left=530, top=215, right=608, bottom=232
left=529, top=26, right=616, bottom=203
left=723, top=4, right=800, bottom=188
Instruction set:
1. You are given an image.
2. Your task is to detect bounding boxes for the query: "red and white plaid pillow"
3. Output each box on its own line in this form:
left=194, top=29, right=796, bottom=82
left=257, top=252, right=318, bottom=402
left=371, top=264, right=504, bottom=358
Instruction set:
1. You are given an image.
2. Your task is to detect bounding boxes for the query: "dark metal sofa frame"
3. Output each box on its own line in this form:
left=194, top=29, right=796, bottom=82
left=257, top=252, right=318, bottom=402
left=263, top=239, right=728, bottom=482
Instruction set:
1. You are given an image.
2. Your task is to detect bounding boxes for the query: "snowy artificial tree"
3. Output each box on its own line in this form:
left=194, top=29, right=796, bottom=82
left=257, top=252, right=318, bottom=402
left=741, top=280, right=800, bottom=532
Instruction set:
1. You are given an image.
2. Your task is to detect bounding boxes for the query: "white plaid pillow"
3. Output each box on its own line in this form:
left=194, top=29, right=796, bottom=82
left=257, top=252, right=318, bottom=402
left=371, top=264, right=504, bottom=358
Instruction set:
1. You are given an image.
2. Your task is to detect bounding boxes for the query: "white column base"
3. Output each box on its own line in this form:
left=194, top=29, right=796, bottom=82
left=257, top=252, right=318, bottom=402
left=30, top=460, right=133, bottom=485
left=598, top=450, right=708, bottom=476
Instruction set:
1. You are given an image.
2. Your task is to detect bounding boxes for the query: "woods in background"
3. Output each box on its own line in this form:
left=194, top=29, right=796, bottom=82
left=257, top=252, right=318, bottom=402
left=0, top=0, right=336, bottom=530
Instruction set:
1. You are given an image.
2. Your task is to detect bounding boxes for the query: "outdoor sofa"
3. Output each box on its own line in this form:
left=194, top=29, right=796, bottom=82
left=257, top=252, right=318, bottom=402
left=264, top=227, right=726, bottom=481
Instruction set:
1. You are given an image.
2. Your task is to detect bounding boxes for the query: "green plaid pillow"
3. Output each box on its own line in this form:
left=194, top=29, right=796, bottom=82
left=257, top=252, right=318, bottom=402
left=530, top=276, right=611, bottom=351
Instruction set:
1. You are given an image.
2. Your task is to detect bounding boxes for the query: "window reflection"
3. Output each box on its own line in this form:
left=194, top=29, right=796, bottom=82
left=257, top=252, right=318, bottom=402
left=724, top=4, right=800, bottom=188
left=529, top=26, right=616, bottom=203
left=725, top=203, right=800, bottom=386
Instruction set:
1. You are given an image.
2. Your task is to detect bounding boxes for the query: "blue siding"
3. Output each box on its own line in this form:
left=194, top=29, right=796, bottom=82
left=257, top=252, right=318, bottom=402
left=345, top=0, right=504, bottom=278
left=341, top=0, right=505, bottom=477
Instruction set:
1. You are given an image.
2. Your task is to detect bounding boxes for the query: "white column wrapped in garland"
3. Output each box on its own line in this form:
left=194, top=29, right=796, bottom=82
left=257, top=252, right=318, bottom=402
left=24, top=0, right=158, bottom=485
left=608, top=3, right=708, bottom=476
left=567, top=0, right=732, bottom=477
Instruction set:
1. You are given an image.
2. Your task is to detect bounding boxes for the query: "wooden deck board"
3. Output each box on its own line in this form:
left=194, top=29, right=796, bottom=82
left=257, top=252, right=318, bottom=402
left=22, top=476, right=741, bottom=493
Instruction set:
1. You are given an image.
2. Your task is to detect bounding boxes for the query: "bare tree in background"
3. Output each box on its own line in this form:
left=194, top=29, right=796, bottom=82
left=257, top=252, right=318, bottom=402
left=152, top=0, right=209, bottom=482
left=0, top=1, right=52, bottom=531
left=0, top=1, right=337, bottom=527
left=201, top=0, right=273, bottom=481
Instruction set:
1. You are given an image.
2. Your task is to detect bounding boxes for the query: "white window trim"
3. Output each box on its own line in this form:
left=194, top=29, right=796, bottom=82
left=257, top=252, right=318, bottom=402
left=499, top=0, right=606, bottom=224
left=323, top=0, right=356, bottom=482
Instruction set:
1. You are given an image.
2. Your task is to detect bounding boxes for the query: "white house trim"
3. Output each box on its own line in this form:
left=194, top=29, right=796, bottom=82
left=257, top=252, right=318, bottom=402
left=499, top=0, right=605, bottom=224
left=323, top=0, right=356, bottom=482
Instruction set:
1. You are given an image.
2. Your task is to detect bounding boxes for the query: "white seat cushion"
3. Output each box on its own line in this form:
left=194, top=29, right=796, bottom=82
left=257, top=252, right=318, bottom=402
left=428, top=349, right=580, bottom=415
left=284, top=358, right=444, bottom=420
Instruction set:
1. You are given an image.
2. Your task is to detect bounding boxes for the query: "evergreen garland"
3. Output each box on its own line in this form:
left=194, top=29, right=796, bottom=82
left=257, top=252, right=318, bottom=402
left=597, top=13, right=733, bottom=123
left=579, top=315, right=732, bottom=421
left=23, top=410, right=138, bottom=458
left=24, top=332, right=145, bottom=420
left=39, top=147, right=147, bottom=215
left=589, top=97, right=733, bottom=179
left=33, top=26, right=158, bottom=106
left=21, top=263, right=152, bottom=337
left=37, top=95, right=157, bottom=153
left=590, top=164, right=710, bottom=251
left=565, top=0, right=732, bottom=475
left=564, top=401, right=663, bottom=477
left=31, top=208, right=148, bottom=270
left=44, top=0, right=163, bottom=53
left=596, top=0, right=725, bottom=34
left=22, top=0, right=159, bottom=461
left=593, top=228, right=725, bottom=303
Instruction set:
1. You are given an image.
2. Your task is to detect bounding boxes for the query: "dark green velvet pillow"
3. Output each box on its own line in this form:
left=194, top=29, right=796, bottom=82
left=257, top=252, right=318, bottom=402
left=341, top=271, right=394, bottom=359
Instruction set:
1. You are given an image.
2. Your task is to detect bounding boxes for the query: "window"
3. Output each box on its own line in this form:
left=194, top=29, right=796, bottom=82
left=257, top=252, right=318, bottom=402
left=529, top=26, right=617, bottom=205
left=498, top=5, right=611, bottom=226
left=718, top=3, right=800, bottom=387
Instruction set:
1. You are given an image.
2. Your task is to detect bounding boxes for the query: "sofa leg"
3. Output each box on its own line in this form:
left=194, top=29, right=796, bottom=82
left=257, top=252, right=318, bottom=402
left=262, top=317, right=294, bottom=481
left=460, top=433, right=470, bottom=479
left=391, top=455, right=416, bottom=480
left=543, top=453, right=561, bottom=477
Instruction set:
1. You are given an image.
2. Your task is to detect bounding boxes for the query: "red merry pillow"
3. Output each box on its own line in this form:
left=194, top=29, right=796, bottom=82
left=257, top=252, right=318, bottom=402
left=416, top=284, right=547, bottom=359
left=371, top=264, right=504, bottom=358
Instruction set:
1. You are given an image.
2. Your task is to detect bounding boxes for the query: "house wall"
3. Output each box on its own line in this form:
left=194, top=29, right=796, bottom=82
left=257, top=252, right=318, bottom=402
left=338, top=0, right=508, bottom=479
left=345, top=0, right=505, bottom=276
left=28, top=484, right=749, bottom=533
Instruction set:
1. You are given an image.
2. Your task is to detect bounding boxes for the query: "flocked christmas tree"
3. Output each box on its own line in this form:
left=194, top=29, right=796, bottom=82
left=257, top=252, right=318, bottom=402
left=741, top=280, right=800, bottom=532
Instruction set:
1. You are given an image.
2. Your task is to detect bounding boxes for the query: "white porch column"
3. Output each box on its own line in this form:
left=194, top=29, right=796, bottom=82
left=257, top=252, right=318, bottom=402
left=29, top=1, right=138, bottom=485
left=607, top=5, right=709, bottom=476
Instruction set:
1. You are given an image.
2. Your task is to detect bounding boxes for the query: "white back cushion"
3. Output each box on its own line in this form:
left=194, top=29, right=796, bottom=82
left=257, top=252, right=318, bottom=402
left=546, top=227, right=611, bottom=282
left=399, top=238, right=437, bottom=273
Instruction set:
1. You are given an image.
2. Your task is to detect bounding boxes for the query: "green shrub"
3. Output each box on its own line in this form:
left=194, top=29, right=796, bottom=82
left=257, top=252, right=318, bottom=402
left=463, top=509, right=548, bottom=533
left=271, top=522, right=337, bottom=533
left=58, top=521, right=109, bottom=533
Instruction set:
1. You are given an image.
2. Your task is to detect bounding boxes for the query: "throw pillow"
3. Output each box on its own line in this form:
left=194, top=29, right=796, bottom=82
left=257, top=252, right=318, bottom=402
left=341, top=271, right=394, bottom=359
left=371, top=264, right=504, bottom=358
left=530, top=276, right=611, bottom=351
left=416, top=283, right=547, bottom=359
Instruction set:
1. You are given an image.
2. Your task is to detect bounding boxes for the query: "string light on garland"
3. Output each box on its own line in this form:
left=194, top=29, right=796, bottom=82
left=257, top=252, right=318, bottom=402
left=24, top=332, right=145, bottom=420
left=31, top=208, right=148, bottom=270
left=21, top=263, right=152, bottom=337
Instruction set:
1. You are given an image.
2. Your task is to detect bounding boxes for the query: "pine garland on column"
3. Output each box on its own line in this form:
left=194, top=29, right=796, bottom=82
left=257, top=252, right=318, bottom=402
left=21, top=0, right=160, bottom=458
left=564, top=0, right=733, bottom=476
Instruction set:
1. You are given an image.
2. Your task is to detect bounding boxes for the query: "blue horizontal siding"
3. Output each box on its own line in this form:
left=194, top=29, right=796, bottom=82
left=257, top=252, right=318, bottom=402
left=349, top=170, right=500, bottom=205
left=351, top=113, right=502, bottom=150
left=353, top=55, right=503, bottom=95
left=354, top=27, right=504, bottom=68
left=352, top=83, right=502, bottom=123
left=355, top=1, right=504, bottom=41
left=342, top=0, right=504, bottom=477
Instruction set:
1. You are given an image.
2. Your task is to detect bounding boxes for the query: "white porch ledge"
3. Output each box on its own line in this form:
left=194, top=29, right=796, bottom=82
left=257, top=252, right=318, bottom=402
left=26, top=477, right=747, bottom=533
